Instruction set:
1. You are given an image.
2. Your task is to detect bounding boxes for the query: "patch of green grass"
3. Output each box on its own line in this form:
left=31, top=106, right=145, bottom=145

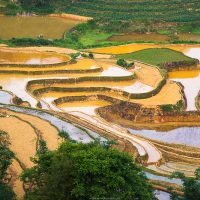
left=158, top=30, right=172, bottom=35
left=117, top=48, right=195, bottom=66
left=79, top=31, right=113, bottom=46
left=192, top=29, right=200, bottom=35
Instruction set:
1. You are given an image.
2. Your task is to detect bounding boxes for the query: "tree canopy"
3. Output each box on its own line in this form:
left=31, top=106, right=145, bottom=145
left=170, top=170, right=200, bottom=200
left=0, top=131, right=16, bottom=200
left=21, top=141, right=156, bottom=200
left=19, top=0, right=55, bottom=13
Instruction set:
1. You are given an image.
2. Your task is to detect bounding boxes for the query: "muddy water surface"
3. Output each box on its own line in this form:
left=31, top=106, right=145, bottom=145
left=128, top=126, right=200, bottom=147
left=108, top=33, right=200, bottom=43
left=58, top=100, right=111, bottom=115
left=91, top=44, right=200, bottom=54
left=0, top=49, right=70, bottom=64
left=169, top=71, right=200, bottom=110
left=0, top=16, right=79, bottom=39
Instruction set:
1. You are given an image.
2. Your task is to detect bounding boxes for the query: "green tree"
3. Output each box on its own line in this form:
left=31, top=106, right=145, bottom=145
left=19, top=0, right=54, bottom=13
left=21, top=141, right=156, bottom=200
left=117, top=58, right=127, bottom=67
left=88, top=52, right=94, bottom=59
left=0, top=131, right=16, bottom=200
left=0, top=183, right=16, bottom=200
left=170, top=170, right=200, bottom=200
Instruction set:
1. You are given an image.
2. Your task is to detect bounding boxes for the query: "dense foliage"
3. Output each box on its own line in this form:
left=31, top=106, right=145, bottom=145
left=7, top=37, right=83, bottom=49
left=19, top=0, right=54, bottom=14
left=20, top=141, right=156, bottom=200
left=0, top=131, right=16, bottom=200
left=117, top=59, right=134, bottom=69
left=1, top=0, right=200, bottom=23
left=63, top=0, right=200, bottom=22
left=170, top=170, right=200, bottom=200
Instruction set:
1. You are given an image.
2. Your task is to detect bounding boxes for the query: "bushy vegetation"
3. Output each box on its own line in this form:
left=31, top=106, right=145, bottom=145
left=20, top=141, right=156, bottom=200
left=65, top=20, right=200, bottom=48
left=170, top=169, right=200, bottom=200
left=117, top=59, right=134, bottom=69
left=19, top=0, right=54, bottom=14
left=0, top=131, right=16, bottom=200
left=7, top=37, right=83, bottom=49
left=161, top=100, right=184, bottom=112
left=1, top=0, right=200, bottom=23
left=66, top=19, right=123, bottom=46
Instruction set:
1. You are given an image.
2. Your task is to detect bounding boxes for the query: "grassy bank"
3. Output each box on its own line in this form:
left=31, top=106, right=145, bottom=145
left=79, top=31, right=113, bottom=46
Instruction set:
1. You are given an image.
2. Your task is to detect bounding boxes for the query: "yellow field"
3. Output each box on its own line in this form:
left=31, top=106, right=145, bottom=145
left=90, top=43, right=200, bottom=54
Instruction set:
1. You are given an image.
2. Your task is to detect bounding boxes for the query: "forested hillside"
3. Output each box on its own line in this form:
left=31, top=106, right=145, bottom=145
left=1, top=0, right=200, bottom=22
left=64, top=0, right=200, bottom=22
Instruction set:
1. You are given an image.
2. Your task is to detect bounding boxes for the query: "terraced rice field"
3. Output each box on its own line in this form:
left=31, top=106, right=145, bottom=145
left=0, top=45, right=200, bottom=198
left=90, top=43, right=200, bottom=55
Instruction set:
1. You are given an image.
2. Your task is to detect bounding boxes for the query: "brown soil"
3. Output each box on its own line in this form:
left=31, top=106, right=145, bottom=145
left=0, top=108, right=60, bottom=198
left=0, top=43, right=7, bottom=47
left=0, top=116, right=37, bottom=168
left=4, top=109, right=59, bottom=151
left=110, top=117, right=200, bottom=131
left=48, top=13, right=92, bottom=22
left=133, top=62, right=163, bottom=88
left=130, top=81, right=182, bottom=106
left=149, top=180, right=183, bottom=196
left=1, top=46, right=111, bottom=59
left=90, top=43, right=200, bottom=54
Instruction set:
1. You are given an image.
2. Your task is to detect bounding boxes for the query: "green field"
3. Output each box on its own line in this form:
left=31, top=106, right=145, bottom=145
left=117, top=48, right=196, bottom=66
left=0, top=16, right=79, bottom=40
left=192, top=29, right=200, bottom=35
left=79, top=32, right=113, bottom=46
left=158, top=30, right=172, bottom=35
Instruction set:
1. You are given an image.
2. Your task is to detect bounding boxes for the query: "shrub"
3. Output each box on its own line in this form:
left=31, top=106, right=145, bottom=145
left=117, top=58, right=127, bottom=67
left=89, top=52, right=94, bottom=59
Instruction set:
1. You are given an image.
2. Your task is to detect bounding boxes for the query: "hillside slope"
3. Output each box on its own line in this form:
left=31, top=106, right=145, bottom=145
left=63, top=0, right=200, bottom=22
left=1, top=0, right=200, bottom=23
